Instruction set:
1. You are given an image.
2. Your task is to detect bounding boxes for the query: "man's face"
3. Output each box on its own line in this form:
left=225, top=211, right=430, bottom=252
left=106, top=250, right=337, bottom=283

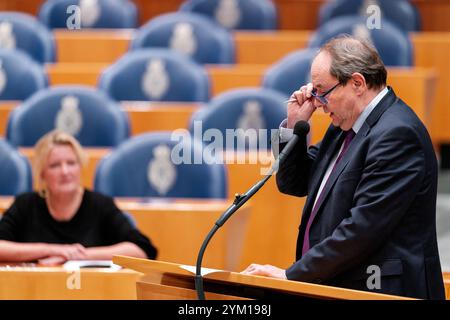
left=310, top=52, right=360, bottom=131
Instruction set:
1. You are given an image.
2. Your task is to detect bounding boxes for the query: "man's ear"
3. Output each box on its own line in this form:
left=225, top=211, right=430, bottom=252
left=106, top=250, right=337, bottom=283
left=351, top=72, right=366, bottom=95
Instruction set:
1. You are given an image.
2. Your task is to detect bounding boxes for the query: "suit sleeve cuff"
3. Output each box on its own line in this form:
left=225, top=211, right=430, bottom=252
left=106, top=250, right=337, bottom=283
left=279, top=119, right=293, bottom=143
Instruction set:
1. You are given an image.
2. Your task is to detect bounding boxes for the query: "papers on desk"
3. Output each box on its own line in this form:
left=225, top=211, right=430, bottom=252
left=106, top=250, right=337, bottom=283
left=63, top=260, right=122, bottom=271
left=180, top=265, right=222, bottom=276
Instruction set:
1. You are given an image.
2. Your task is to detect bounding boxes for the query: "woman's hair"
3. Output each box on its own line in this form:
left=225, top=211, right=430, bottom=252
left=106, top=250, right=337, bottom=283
left=319, top=34, right=387, bottom=90
left=33, top=130, right=87, bottom=196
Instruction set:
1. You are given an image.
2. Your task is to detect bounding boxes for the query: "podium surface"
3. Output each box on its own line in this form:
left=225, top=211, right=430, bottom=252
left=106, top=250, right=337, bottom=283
left=113, top=255, right=413, bottom=300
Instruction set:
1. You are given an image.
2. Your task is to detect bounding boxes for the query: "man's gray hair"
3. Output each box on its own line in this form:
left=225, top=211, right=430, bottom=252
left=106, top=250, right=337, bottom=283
left=319, top=35, right=387, bottom=89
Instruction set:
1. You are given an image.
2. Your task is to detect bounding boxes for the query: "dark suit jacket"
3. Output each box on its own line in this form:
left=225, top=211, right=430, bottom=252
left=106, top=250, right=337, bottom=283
left=276, top=88, right=445, bottom=299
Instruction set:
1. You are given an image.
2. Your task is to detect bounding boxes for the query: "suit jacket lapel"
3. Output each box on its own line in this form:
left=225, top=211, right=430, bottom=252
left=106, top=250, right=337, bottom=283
left=310, top=127, right=365, bottom=217
left=302, top=128, right=346, bottom=220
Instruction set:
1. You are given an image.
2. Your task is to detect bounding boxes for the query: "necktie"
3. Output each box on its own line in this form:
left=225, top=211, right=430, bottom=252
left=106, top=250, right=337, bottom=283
left=302, top=129, right=356, bottom=256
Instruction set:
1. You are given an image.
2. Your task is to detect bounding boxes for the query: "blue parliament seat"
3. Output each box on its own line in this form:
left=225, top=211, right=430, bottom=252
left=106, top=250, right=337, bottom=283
left=309, top=16, right=413, bottom=66
left=94, top=132, right=228, bottom=198
left=188, top=87, right=286, bottom=150
left=6, top=85, right=129, bottom=147
left=262, top=48, right=317, bottom=98
left=38, top=0, right=138, bottom=29
left=0, top=12, right=55, bottom=63
left=0, top=138, right=32, bottom=196
left=98, top=48, right=210, bottom=102
left=319, top=0, right=421, bottom=32
left=131, top=12, right=235, bottom=64
left=0, top=49, right=48, bottom=100
left=180, top=0, right=277, bottom=30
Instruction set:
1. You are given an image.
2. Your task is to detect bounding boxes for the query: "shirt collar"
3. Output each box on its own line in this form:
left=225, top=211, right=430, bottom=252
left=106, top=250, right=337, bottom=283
left=352, top=86, right=389, bottom=134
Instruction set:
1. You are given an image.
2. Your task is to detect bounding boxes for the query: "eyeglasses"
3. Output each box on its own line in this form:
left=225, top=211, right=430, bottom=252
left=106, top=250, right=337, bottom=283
left=311, top=82, right=340, bottom=105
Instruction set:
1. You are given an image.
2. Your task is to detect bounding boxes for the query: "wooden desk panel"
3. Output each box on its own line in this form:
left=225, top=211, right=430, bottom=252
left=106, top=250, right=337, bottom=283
left=224, top=153, right=305, bottom=269
left=54, top=29, right=133, bottom=64
left=207, top=64, right=269, bottom=96
left=387, top=67, right=436, bottom=128
left=123, top=101, right=201, bottom=135
left=310, top=110, right=331, bottom=145
left=117, top=199, right=250, bottom=271
left=413, top=32, right=450, bottom=143
left=444, top=272, right=450, bottom=300
left=53, top=30, right=310, bottom=65
left=412, top=0, right=450, bottom=32
left=46, top=63, right=107, bottom=86
left=273, top=0, right=323, bottom=30
left=0, top=266, right=140, bottom=299
left=0, top=101, right=15, bottom=137
left=234, top=31, right=311, bottom=64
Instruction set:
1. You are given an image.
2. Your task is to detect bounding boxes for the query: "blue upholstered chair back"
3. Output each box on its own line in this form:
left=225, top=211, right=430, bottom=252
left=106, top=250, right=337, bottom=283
left=0, top=12, right=55, bottom=63
left=262, top=49, right=317, bottom=97
left=189, top=87, right=286, bottom=150
left=319, top=0, right=420, bottom=32
left=39, top=0, right=138, bottom=29
left=98, top=48, right=210, bottom=102
left=309, top=16, right=413, bottom=66
left=180, top=0, right=277, bottom=30
left=6, top=85, right=129, bottom=147
left=131, top=12, right=234, bottom=64
left=0, top=138, right=32, bottom=196
left=0, top=49, right=48, bottom=100
left=94, top=132, right=228, bottom=198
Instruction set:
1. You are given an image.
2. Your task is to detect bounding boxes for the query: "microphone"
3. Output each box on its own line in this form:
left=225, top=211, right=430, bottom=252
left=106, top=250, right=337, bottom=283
left=272, top=120, right=310, bottom=173
left=194, top=120, right=310, bottom=300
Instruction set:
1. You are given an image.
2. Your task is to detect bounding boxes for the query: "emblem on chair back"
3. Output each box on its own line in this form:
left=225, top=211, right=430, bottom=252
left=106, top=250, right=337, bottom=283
left=55, top=95, right=83, bottom=136
left=170, top=22, right=197, bottom=57
left=0, top=60, right=7, bottom=94
left=215, top=0, right=241, bottom=29
left=80, top=0, right=101, bottom=27
left=0, top=22, right=16, bottom=50
left=141, top=59, right=170, bottom=100
left=236, top=100, right=265, bottom=148
left=147, top=144, right=176, bottom=196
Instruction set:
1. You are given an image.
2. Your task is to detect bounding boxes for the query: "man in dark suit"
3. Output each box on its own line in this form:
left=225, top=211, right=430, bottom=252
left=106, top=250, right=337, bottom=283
left=242, top=36, right=445, bottom=299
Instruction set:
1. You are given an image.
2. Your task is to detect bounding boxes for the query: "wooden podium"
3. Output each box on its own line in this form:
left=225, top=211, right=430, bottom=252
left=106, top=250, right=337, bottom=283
left=113, top=255, right=412, bottom=300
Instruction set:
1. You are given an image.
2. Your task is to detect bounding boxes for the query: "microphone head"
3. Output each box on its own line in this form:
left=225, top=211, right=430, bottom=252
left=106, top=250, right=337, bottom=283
left=293, top=120, right=310, bottom=136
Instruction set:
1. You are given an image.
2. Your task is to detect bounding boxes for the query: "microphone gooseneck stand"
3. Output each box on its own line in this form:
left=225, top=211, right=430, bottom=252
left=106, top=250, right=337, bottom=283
left=195, top=167, right=275, bottom=300
left=195, top=121, right=310, bottom=300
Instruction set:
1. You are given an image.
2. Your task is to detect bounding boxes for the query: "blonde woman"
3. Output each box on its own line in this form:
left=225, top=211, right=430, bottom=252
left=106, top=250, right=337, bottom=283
left=0, top=130, right=157, bottom=265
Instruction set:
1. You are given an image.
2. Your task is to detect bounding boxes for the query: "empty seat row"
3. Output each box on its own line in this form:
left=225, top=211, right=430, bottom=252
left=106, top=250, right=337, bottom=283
left=0, top=132, right=228, bottom=199
left=38, top=0, right=420, bottom=32
left=39, top=0, right=278, bottom=30
left=1, top=0, right=417, bottom=65
left=4, top=84, right=287, bottom=149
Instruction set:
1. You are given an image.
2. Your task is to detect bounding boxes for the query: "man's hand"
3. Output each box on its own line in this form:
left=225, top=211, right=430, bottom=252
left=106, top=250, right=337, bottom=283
left=241, top=263, right=287, bottom=279
left=287, top=83, right=317, bottom=129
